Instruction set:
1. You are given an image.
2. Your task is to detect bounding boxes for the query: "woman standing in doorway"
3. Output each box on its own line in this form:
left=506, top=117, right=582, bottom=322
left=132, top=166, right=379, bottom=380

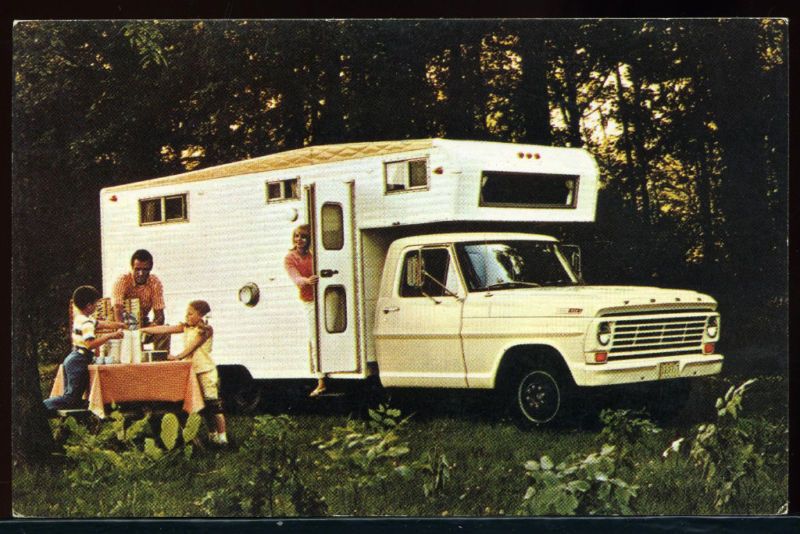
left=284, top=224, right=327, bottom=397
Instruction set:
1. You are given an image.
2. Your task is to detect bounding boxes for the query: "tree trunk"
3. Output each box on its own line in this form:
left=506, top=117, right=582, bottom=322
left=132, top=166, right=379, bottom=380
left=613, top=64, right=641, bottom=218
left=695, top=138, right=716, bottom=265
left=628, top=74, right=652, bottom=223
left=560, top=58, right=583, bottom=147
left=310, top=24, right=346, bottom=146
left=11, top=171, right=58, bottom=465
left=516, top=28, right=552, bottom=144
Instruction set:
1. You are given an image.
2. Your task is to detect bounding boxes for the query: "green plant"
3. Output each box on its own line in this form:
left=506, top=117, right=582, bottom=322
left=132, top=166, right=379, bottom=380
left=314, top=405, right=413, bottom=515
left=663, top=379, right=767, bottom=512
left=196, top=414, right=326, bottom=516
left=598, top=409, right=660, bottom=470
left=52, top=409, right=201, bottom=515
left=412, top=449, right=453, bottom=499
left=691, top=379, right=764, bottom=511
left=519, top=444, right=637, bottom=516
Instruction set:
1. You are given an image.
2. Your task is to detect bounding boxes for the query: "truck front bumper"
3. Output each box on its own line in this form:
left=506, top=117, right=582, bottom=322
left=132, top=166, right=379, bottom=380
left=572, top=353, right=724, bottom=387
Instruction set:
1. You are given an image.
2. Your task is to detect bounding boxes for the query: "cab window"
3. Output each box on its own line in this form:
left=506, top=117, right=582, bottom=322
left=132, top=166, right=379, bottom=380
left=399, top=248, right=458, bottom=298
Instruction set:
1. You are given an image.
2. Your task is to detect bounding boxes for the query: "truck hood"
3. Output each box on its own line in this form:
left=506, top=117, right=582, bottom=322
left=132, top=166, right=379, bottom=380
left=472, top=285, right=717, bottom=318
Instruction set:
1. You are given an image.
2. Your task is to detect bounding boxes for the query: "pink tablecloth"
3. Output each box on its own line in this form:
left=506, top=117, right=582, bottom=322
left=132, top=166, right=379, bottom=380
left=49, top=361, right=205, bottom=418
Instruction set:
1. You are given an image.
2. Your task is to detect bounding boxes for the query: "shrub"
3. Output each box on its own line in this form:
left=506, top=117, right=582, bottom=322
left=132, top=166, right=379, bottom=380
left=598, top=409, right=660, bottom=470
left=519, top=444, right=637, bottom=516
left=314, top=405, right=413, bottom=515
left=663, top=379, right=776, bottom=512
left=196, top=414, right=326, bottom=516
left=52, top=410, right=200, bottom=515
left=412, top=449, right=453, bottom=499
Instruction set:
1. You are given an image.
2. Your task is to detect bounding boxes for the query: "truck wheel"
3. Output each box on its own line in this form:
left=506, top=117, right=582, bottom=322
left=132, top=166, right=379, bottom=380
left=513, top=368, right=564, bottom=426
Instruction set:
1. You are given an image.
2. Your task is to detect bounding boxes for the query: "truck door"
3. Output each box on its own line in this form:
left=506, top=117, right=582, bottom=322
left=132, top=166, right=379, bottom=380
left=373, top=245, right=467, bottom=388
left=308, top=181, right=360, bottom=374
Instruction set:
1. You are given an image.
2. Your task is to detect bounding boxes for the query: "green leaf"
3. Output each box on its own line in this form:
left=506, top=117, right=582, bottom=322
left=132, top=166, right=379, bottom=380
left=524, top=460, right=540, bottom=471
left=540, top=456, right=554, bottom=470
left=385, top=446, right=410, bottom=458
left=568, top=480, right=591, bottom=493
left=394, top=465, right=413, bottom=479
left=125, top=414, right=151, bottom=442
left=183, top=413, right=202, bottom=443
left=144, top=438, right=163, bottom=460
left=160, top=413, right=179, bottom=450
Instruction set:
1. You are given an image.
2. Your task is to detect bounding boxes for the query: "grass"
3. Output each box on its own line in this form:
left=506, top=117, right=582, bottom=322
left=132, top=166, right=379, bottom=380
left=15, top=368, right=789, bottom=517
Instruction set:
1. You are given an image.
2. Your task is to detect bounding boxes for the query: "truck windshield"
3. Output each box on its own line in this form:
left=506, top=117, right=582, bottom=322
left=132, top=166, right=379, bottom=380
left=455, top=241, right=578, bottom=291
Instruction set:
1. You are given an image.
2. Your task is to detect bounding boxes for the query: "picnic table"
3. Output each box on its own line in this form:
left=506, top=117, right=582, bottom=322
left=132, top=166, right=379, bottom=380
left=48, top=360, right=205, bottom=418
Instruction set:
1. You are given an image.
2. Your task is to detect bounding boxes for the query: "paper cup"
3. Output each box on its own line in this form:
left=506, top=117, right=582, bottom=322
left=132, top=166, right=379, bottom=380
left=107, top=339, right=122, bottom=363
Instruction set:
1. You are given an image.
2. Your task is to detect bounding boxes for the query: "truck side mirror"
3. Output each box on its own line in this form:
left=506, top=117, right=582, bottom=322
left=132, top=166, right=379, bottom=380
left=561, top=244, right=583, bottom=282
left=406, top=254, right=424, bottom=288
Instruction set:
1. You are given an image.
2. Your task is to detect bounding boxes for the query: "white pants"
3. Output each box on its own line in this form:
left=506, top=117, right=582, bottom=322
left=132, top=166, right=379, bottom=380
left=303, top=301, right=324, bottom=378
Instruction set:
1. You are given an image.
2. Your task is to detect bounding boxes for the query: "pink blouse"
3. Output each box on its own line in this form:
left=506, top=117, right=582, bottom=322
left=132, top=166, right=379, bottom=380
left=284, top=249, right=315, bottom=302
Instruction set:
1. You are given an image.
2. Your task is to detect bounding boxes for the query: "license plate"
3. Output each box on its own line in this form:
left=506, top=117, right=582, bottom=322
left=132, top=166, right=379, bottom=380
left=659, top=361, right=680, bottom=379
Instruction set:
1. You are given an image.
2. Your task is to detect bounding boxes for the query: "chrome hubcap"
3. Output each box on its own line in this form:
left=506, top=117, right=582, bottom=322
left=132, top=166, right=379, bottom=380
left=518, top=371, right=559, bottom=423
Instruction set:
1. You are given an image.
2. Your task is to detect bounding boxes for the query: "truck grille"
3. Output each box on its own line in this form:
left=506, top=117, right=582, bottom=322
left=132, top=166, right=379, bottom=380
left=608, top=314, right=708, bottom=360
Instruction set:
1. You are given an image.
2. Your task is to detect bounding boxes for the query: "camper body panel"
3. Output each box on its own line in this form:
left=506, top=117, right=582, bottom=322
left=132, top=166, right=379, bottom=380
left=101, top=139, right=600, bottom=381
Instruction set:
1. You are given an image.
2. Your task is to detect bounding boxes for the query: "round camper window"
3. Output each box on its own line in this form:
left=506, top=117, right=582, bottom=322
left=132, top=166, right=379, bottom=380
left=238, top=283, right=260, bottom=307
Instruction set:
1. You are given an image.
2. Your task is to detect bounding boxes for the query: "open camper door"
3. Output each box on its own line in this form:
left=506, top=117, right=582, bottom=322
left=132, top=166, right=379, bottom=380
left=308, top=180, right=361, bottom=374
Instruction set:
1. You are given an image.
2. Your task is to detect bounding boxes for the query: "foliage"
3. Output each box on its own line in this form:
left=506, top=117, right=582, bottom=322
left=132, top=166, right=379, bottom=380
left=14, top=373, right=789, bottom=517
left=314, top=405, right=413, bottom=515
left=122, top=21, right=168, bottom=69
left=52, top=409, right=200, bottom=515
left=196, top=414, right=326, bottom=516
left=598, top=408, right=660, bottom=470
left=519, top=444, right=637, bottom=516
left=663, top=379, right=774, bottom=512
left=412, top=449, right=453, bottom=500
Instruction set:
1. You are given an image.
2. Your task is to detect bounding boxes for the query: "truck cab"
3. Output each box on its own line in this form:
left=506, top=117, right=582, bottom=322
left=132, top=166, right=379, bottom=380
left=374, top=232, right=723, bottom=424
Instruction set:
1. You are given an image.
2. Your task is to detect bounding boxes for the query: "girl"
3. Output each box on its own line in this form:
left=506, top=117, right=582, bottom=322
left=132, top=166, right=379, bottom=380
left=141, top=300, right=228, bottom=445
left=283, top=223, right=327, bottom=397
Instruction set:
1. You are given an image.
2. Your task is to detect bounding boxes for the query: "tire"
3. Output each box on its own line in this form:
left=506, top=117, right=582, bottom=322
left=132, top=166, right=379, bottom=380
left=218, top=367, right=262, bottom=414
left=229, top=381, right=262, bottom=414
left=511, top=366, right=569, bottom=426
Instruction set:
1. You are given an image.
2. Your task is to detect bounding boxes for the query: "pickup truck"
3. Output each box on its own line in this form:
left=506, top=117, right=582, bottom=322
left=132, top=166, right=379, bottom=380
left=372, top=232, right=723, bottom=424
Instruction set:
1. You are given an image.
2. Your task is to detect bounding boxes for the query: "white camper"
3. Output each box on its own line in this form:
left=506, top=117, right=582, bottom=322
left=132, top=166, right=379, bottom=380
left=101, top=139, right=723, bottom=424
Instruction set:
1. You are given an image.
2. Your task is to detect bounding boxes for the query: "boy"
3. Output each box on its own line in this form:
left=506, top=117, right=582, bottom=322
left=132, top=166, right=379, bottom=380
left=44, top=285, right=125, bottom=411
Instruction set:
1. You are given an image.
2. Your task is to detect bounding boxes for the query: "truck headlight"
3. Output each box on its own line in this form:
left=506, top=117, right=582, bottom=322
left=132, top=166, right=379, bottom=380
left=706, top=316, right=719, bottom=339
left=597, top=322, right=613, bottom=346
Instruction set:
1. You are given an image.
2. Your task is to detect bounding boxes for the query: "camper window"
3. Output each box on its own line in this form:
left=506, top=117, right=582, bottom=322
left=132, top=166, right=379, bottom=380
left=384, top=158, right=429, bottom=193
left=139, top=194, right=187, bottom=225
left=324, top=285, right=347, bottom=333
left=321, top=202, right=344, bottom=250
left=479, top=172, right=578, bottom=208
left=266, top=178, right=300, bottom=202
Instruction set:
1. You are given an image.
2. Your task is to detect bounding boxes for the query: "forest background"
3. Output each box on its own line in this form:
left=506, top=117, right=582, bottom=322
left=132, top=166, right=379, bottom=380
left=11, top=19, right=788, bottom=463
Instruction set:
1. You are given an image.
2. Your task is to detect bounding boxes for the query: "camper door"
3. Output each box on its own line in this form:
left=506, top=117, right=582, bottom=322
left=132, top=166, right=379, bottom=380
left=308, top=181, right=360, bottom=374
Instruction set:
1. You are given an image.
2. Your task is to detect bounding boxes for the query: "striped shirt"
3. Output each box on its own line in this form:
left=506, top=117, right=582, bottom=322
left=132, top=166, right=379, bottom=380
left=72, top=311, right=97, bottom=350
left=112, top=272, right=166, bottom=317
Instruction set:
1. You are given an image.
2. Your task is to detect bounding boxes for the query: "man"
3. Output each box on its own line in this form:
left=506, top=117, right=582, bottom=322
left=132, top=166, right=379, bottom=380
left=112, top=249, right=170, bottom=351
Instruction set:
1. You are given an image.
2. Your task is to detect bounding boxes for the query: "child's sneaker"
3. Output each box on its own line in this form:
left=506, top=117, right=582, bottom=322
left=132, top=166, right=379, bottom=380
left=214, top=432, right=229, bottom=446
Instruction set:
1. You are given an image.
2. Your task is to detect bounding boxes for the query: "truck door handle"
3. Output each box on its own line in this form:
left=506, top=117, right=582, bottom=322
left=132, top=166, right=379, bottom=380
left=382, top=306, right=400, bottom=314
left=320, top=269, right=339, bottom=278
